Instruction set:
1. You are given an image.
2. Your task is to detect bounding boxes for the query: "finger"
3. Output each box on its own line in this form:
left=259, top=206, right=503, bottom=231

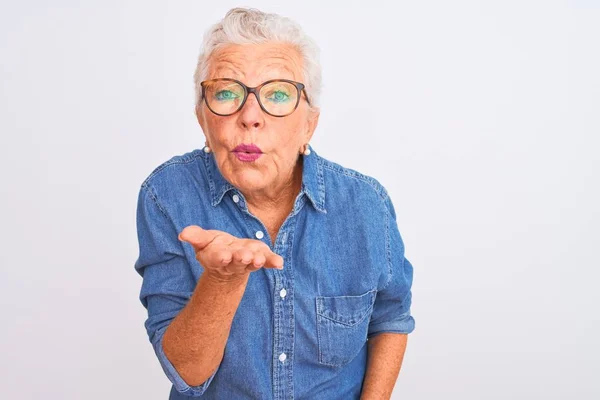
left=178, top=225, right=218, bottom=250
left=252, top=252, right=266, bottom=268
left=229, top=262, right=252, bottom=275
left=199, top=248, right=233, bottom=269
left=246, top=264, right=262, bottom=272
left=240, top=251, right=266, bottom=273
left=232, top=247, right=254, bottom=265
left=264, top=252, right=284, bottom=269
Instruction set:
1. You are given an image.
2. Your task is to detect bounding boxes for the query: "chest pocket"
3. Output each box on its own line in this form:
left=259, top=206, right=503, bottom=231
left=316, top=288, right=377, bottom=367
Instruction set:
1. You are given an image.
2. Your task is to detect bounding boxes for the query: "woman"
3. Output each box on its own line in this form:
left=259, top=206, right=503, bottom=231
left=134, top=7, right=415, bottom=400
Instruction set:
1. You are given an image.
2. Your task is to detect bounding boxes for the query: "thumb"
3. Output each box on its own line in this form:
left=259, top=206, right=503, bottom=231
left=178, top=225, right=216, bottom=250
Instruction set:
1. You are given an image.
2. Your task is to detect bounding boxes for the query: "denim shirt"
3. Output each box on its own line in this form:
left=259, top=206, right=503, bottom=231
left=134, top=144, right=415, bottom=399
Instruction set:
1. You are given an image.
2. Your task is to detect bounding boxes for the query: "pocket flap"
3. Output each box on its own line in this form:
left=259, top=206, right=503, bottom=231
left=316, top=289, right=377, bottom=326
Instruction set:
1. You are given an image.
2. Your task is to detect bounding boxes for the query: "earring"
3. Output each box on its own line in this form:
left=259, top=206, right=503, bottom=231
left=303, top=144, right=311, bottom=156
left=203, top=144, right=212, bottom=153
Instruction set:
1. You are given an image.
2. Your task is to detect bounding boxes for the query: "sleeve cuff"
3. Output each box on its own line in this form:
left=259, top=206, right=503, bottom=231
left=153, top=328, right=220, bottom=397
left=368, top=311, right=415, bottom=338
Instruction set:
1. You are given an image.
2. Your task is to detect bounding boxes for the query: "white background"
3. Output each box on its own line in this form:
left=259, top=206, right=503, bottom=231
left=1, top=1, right=598, bottom=399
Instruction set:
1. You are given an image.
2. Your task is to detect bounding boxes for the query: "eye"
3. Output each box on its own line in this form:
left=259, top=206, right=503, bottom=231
left=214, top=90, right=240, bottom=101
left=265, top=90, right=291, bottom=103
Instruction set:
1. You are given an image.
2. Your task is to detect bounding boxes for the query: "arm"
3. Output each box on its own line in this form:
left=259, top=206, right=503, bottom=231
left=135, top=183, right=233, bottom=396
left=135, top=183, right=282, bottom=396
left=165, top=225, right=283, bottom=387
left=362, top=187, right=415, bottom=398
left=360, top=333, right=408, bottom=400
left=162, top=272, right=249, bottom=387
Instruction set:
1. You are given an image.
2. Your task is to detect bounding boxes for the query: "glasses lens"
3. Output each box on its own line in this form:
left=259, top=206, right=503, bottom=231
left=259, top=81, right=299, bottom=116
left=204, top=80, right=245, bottom=115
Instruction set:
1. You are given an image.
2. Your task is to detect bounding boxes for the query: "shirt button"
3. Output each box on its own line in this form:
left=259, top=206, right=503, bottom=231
left=232, top=194, right=240, bottom=203
left=279, top=353, right=287, bottom=362
left=255, top=230, right=264, bottom=239
left=280, top=288, right=287, bottom=298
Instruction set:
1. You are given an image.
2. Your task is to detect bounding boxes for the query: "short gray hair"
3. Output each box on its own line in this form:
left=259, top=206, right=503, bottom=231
left=193, top=7, right=322, bottom=110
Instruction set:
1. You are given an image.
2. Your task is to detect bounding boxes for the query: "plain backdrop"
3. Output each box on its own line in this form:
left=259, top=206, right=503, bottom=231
left=1, top=1, right=598, bottom=399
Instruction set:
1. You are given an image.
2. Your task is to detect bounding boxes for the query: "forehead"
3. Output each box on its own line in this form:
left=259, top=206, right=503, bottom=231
left=207, top=42, right=304, bottom=84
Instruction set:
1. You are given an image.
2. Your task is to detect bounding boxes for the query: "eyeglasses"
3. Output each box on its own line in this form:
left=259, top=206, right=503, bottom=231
left=200, top=78, right=311, bottom=117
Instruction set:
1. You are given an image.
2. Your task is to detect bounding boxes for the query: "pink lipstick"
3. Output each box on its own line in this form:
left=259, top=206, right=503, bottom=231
left=233, top=143, right=263, bottom=162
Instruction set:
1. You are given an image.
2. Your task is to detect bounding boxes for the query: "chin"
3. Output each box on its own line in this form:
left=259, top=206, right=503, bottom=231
left=230, top=169, right=269, bottom=192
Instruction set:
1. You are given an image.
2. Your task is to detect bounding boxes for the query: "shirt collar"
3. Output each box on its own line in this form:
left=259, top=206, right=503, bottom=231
left=201, top=144, right=327, bottom=213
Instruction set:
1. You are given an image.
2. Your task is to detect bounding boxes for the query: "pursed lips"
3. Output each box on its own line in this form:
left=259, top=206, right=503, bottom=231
left=233, top=143, right=263, bottom=153
left=232, top=144, right=263, bottom=161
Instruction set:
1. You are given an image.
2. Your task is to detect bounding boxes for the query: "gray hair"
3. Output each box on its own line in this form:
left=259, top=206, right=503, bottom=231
left=193, top=7, right=322, bottom=110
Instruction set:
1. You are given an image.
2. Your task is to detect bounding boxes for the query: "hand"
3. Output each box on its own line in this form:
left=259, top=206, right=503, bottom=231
left=178, top=225, right=284, bottom=281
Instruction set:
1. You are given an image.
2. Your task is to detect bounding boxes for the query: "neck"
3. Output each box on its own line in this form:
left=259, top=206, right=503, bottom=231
left=244, top=155, right=303, bottom=215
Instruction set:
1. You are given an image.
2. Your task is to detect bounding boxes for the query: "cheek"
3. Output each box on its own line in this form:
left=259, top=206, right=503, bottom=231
left=206, top=118, right=234, bottom=146
left=274, top=118, right=306, bottom=147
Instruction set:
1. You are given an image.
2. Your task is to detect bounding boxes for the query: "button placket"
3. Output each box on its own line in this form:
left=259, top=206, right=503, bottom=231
left=267, top=221, right=295, bottom=400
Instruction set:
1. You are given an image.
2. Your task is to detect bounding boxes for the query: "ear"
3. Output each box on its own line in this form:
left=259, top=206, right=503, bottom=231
left=304, top=108, right=320, bottom=143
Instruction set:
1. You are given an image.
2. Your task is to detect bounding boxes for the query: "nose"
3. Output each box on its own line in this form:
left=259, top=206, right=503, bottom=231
left=238, top=92, right=264, bottom=130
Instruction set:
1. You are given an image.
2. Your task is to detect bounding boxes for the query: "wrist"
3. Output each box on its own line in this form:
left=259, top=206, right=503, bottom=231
left=202, top=271, right=249, bottom=286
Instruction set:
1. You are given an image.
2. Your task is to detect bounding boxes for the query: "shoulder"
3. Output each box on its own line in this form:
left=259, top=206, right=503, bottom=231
left=316, top=153, right=393, bottom=215
left=139, top=148, right=206, bottom=190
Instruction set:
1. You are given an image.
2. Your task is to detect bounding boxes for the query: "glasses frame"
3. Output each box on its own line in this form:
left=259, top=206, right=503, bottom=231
left=200, top=78, right=311, bottom=117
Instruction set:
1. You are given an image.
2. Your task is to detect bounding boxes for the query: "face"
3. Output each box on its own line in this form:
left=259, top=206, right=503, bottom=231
left=196, top=42, right=320, bottom=196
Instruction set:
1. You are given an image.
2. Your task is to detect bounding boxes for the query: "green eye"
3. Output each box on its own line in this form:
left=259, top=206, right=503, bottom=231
left=266, top=90, right=290, bottom=103
left=215, top=90, right=239, bottom=101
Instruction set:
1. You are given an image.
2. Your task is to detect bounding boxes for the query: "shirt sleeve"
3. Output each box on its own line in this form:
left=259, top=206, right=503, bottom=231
left=134, top=183, right=220, bottom=397
left=368, top=190, right=416, bottom=338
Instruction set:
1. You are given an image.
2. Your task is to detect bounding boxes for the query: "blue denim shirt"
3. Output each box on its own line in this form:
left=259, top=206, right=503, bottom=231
left=134, top=144, right=415, bottom=399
